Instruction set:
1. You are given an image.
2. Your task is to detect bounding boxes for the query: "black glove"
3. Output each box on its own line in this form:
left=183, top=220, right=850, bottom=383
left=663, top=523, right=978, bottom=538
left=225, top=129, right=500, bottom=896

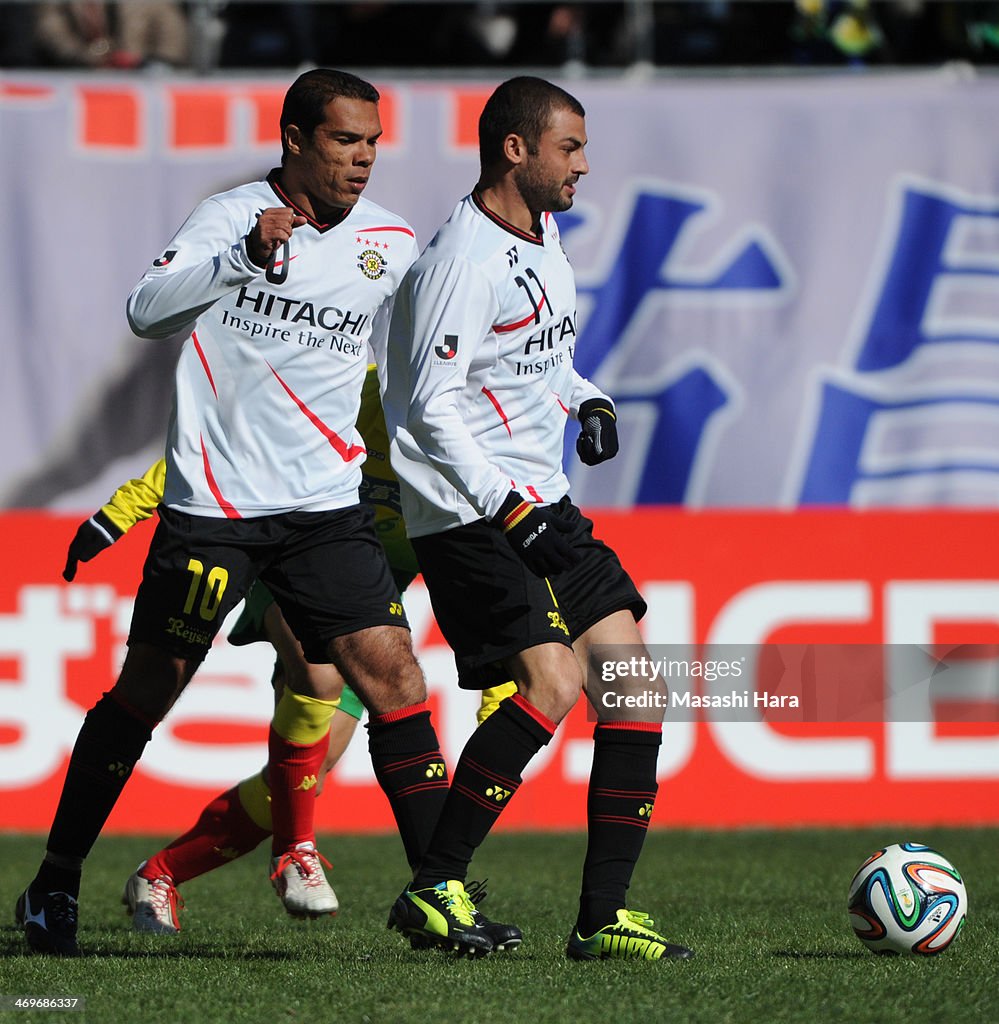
left=63, top=510, right=124, bottom=582
left=576, top=398, right=619, bottom=466
left=492, top=491, right=581, bottom=578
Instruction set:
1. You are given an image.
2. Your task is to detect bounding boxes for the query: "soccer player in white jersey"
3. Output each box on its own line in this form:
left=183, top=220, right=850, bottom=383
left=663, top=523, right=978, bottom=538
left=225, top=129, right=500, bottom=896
left=15, top=69, right=462, bottom=957
left=380, top=77, right=695, bottom=962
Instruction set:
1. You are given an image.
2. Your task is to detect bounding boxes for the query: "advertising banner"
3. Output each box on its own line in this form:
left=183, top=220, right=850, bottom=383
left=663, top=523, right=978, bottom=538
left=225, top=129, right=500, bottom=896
left=2, top=509, right=997, bottom=832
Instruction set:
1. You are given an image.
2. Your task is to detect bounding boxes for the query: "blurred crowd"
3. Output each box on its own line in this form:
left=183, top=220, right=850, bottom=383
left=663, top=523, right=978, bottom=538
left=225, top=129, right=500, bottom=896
left=2, top=1, right=999, bottom=71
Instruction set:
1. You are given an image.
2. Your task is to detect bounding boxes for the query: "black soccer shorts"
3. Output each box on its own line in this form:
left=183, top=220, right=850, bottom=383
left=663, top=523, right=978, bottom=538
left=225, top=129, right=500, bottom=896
left=128, top=504, right=408, bottom=664
left=412, top=497, right=646, bottom=689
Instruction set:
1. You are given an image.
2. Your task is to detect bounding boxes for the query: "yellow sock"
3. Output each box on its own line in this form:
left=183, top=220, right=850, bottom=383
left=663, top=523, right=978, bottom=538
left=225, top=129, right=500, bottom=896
left=272, top=688, right=339, bottom=745
left=237, top=770, right=272, bottom=831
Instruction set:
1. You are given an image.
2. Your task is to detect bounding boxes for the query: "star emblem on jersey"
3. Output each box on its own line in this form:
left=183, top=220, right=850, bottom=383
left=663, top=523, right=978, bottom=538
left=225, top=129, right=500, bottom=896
left=433, top=335, right=458, bottom=361
left=357, top=249, right=388, bottom=280
left=355, top=236, right=389, bottom=249
left=153, top=249, right=177, bottom=267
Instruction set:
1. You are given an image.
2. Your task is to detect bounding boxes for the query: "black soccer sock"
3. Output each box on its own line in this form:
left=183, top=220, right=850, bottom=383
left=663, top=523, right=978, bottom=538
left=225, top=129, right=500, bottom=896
left=413, top=693, right=555, bottom=889
left=367, top=702, right=449, bottom=871
left=576, top=723, right=662, bottom=937
left=32, top=692, right=154, bottom=898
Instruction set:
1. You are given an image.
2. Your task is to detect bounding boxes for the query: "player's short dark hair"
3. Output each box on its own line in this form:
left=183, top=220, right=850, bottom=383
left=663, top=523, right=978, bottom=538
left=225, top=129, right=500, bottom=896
left=280, top=68, right=380, bottom=161
left=478, top=77, right=585, bottom=168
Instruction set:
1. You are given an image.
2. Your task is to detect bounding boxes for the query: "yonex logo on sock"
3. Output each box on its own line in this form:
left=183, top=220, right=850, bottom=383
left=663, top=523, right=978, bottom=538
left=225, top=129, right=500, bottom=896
left=485, top=786, right=511, bottom=802
left=424, top=762, right=445, bottom=779
left=107, top=761, right=129, bottom=778
left=638, top=802, right=654, bottom=819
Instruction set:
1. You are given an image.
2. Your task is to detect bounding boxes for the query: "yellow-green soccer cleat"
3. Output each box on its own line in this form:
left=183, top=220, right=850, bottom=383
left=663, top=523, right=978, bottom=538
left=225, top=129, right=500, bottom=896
left=387, top=880, right=497, bottom=957
left=567, top=910, right=695, bottom=962
left=402, top=878, right=522, bottom=953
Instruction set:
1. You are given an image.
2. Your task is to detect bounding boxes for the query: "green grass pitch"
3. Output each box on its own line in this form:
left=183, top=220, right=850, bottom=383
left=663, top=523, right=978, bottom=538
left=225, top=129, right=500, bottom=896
left=0, top=829, right=995, bottom=1024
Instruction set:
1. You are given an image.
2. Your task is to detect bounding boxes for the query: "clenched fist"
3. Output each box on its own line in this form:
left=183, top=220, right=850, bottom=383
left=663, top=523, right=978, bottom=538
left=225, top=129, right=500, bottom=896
left=246, top=207, right=308, bottom=268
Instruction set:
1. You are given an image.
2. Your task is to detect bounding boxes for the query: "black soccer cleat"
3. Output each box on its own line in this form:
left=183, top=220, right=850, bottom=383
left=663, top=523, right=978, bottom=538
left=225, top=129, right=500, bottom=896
left=451, top=878, right=522, bottom=951
left=387, top=880, right=496, bottom=958
left=15, top=887, right=81, bottom=957
left=471, top=905, right=523, bottom=952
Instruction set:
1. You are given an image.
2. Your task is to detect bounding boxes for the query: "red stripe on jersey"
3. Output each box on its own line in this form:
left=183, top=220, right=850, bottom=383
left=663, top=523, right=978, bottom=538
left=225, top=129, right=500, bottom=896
left=481, top=387, right=512, bottom=436
left=359, top=225, right=416, bottom=238
left=268, top=364, right=366, bottom=462
left=200, top=437, right=242, bottom=518
left=493, top=283, right=550, bottom=334
left=191, top=331, right=218, bottom=399
left=526, top=485, right=543, bottom=502
left=493, top=310, right=535, bottom=334
left=553, top=394, right=569, bottom=414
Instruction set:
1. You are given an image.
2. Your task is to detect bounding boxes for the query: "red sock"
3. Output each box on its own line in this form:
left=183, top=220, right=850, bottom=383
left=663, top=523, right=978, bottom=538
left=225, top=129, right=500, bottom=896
left=267, top=725, right=328, bottom=855
left=144, top=784, right=270, bottom=885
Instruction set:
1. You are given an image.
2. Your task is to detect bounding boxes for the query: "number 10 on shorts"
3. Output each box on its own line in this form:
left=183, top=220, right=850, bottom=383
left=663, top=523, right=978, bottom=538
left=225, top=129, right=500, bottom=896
left=183, top=558, right=230, bottom=621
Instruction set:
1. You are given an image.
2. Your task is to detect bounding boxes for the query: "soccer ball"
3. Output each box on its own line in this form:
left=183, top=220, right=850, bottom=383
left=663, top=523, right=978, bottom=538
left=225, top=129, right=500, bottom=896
left=847, top=842, right=967, bottom=955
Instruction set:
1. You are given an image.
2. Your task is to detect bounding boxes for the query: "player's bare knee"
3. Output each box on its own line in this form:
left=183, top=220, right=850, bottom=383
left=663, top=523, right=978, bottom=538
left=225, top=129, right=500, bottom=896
left=360, top=651, right=428, bottom=712
left=329, top=624, right=427, bottom=712
left=283, top=659, right=345, bottom=703
left=523, top=675, right=581, bottom=722
left=394, top=656, right=428, bottom=704
left=113, top=644, right=193, bottom=722
left=509, top=644, right=583, bottom=723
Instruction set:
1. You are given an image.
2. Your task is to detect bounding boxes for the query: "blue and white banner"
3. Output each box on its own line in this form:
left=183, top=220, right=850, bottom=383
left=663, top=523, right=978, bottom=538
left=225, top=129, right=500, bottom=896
left=2, top=69, right=997, bottom=510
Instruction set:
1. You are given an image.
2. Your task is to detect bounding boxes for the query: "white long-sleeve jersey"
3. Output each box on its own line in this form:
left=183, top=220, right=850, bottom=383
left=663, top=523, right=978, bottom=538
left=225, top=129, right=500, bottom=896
left=381, top=191, right=606, bottom=538
left=127, top=171, right=418, bottom=518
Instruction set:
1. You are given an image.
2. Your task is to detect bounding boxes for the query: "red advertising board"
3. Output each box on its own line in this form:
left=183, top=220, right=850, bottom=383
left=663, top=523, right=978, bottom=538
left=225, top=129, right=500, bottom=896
left=1, top=509, right=998, bottom=833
